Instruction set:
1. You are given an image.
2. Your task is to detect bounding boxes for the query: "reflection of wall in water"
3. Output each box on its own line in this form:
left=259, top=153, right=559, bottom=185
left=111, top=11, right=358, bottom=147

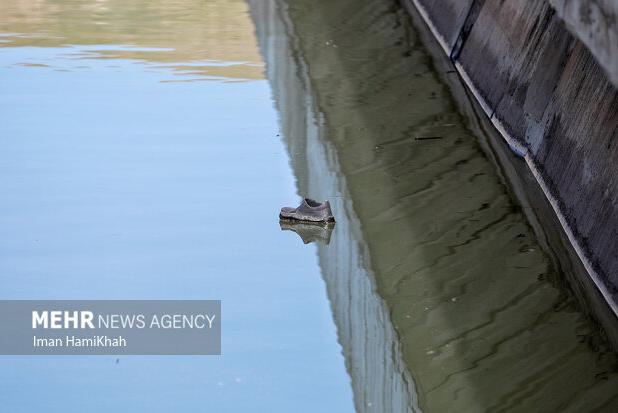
left=248, top=1, right=420, bottom=412
left=250, top=0, right=618, bottom=411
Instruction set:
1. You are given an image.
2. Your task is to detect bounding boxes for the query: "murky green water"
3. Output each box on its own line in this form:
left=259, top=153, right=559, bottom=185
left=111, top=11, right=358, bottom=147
left=1, top=0, right=618, bottom=411
left=249, top=0, right=618, bottom=411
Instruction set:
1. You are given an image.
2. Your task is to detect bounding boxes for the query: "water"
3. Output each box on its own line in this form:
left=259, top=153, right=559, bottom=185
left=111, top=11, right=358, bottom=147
left=249, top=0, right=618, bottom=412
left=0, top=1, right=354, bottom=411
left=1, top=0, right=618, bottom=412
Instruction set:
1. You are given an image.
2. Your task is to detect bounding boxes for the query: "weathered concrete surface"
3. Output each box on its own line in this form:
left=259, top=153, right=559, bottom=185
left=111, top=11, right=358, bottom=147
left=550, top=0, right=618, bottom=87
left=406, top=0, right=473, bottom=54
left=407, top=0, right=618, bottom=315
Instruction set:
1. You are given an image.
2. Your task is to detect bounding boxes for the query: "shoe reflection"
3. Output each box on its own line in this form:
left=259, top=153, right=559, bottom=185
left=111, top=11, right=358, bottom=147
left=279, top=220, right=335, bottom=245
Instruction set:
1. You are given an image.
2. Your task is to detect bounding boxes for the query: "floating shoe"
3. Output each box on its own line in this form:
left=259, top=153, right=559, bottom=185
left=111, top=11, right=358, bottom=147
left=279, top=198, right=335, bottom=223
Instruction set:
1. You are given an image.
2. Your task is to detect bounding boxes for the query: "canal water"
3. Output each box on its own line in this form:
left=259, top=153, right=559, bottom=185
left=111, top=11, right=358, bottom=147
left=1, top=0, right=617, bottom=412
left=0, top=0, right=354, bottom=411
left=249, top=0, right=618, bottom=412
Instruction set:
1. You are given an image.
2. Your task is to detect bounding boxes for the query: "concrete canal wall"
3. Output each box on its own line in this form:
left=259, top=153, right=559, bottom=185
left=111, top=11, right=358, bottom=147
left=403, top=0, right=618, bottom=315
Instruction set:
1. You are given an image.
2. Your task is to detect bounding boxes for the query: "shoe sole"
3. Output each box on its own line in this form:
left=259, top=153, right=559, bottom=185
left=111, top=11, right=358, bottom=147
left=279, top=214, right=336, bottom=224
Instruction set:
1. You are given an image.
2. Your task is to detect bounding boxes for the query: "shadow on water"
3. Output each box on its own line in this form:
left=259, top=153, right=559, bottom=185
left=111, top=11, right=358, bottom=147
left=249, top=0, right=618, bottom=411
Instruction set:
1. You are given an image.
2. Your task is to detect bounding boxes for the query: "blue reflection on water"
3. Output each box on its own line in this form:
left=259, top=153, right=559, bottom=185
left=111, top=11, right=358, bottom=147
left=0, top=45, right=354, bottom=412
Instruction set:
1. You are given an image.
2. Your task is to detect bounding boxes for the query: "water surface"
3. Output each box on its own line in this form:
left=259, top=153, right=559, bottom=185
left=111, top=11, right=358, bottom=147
left=0, top=1, right=354, bottom=411
left=249, top=0, right=618, bottom=411
left=2, top=0, right=618, bottom=412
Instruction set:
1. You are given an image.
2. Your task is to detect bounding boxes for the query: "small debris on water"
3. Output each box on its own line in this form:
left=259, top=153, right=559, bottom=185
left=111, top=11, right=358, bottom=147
left=415, top=136, right=443, bottom=140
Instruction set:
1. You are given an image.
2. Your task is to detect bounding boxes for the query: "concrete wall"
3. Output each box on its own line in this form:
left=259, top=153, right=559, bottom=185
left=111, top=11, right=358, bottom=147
left=550, top=0, right=618, bottom=87
left=405, top=0, right=618, bottom=316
